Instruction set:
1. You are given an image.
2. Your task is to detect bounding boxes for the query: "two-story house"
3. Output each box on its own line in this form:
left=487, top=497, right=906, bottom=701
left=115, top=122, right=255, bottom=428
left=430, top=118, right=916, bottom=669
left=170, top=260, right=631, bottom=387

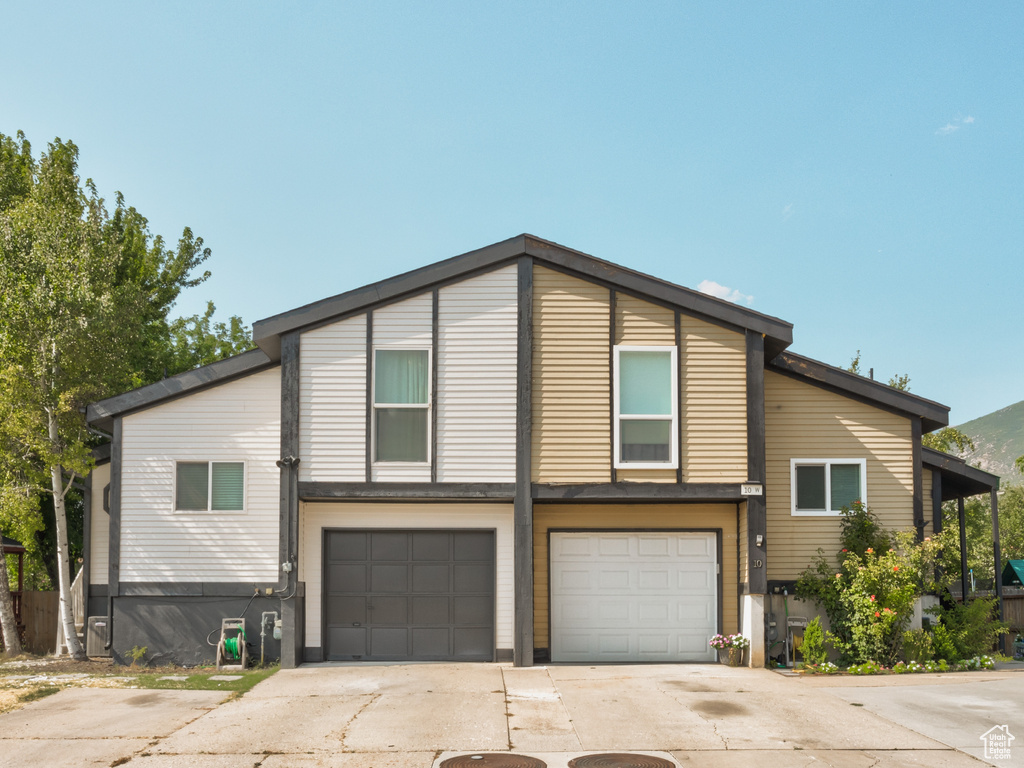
left=84, top=234, right=997, bottom=668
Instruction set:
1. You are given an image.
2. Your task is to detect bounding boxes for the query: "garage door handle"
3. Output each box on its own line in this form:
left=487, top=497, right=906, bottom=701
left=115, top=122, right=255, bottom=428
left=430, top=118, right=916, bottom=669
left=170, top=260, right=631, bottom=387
left=353, top=622, right=361, bottom=626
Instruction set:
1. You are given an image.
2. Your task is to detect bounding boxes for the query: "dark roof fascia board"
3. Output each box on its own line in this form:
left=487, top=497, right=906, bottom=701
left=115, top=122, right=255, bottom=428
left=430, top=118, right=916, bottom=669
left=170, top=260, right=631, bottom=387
left=522, top=236, right=793, bottom=356
left=85, top=349, right=277, bottom=432
left=252, top=235, right=529, bottom=359
left=251, top=233, right=794, bottom=362
left=91, top=443, right=111, bottom=466
left=768, top=352, right=949, bottom=432
left=922, top=446, right=1000, bottom=497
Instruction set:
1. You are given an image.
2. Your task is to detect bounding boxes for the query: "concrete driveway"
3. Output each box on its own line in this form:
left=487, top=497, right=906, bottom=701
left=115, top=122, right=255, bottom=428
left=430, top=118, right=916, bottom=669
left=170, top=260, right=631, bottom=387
left=1, top=663, right=1021, bottom=768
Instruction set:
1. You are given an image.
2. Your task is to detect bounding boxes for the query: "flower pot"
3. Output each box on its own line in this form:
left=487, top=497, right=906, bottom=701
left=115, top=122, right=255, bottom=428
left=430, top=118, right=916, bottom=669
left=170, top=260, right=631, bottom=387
left=718, top=647, right=745, bottom=667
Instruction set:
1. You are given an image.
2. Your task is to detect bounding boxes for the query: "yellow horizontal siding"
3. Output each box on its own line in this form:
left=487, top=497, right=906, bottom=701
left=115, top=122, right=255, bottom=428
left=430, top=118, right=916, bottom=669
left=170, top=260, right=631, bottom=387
left=615, top=294, right=674, bottom=346
left=532, top=266, right=611, bottom=483
left=922, top=469, right=933, bottom=536
left=680, top=316, right=747, bottom=482
left=533, top=504, right=739, bottom=648
left=765, top=371, right=914, bottom=579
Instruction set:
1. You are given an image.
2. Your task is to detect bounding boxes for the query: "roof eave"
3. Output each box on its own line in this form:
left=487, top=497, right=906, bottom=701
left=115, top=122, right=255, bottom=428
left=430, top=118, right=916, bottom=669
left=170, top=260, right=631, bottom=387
left=769, top=351, right=950, bottom=432
left=251, top=233, right=794, bottom=361
left=922, top=446, right=1000, bottom=498
left=86, top=348, right=276, bottom=431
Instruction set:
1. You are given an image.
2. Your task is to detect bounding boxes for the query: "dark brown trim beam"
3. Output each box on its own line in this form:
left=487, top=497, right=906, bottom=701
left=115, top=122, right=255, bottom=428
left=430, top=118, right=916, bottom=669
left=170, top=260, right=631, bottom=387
left=912, top=418, right=924, bottom=541
left=609, top=288, right=617, bottom=485
left=532, top=482, right=748, bottom=501
left=431, top=289, right=439, bottom=484
left=364, top=310, right=373, bottom=482
left=514, top=255, right=535, bottom=667
left=279, top=331, right=302, bottom=669
left=300, top=482, right=516, bottom=500
left=992, top=488, right=1004, bottom=623
left=108, top=417, right=122, bottom=600
left=932, top=468, right=943, bottom=533
left=745, top=331, right=767, bottom=595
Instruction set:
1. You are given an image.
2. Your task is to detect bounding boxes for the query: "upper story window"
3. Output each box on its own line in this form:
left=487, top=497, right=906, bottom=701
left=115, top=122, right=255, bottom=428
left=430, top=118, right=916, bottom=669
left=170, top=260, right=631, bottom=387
left=613, top=346, right=678, bottom=469
left=373, top=348, right=430, bottom=463
left=790, top=458, right=866, bottom=516
left=175, top=461, right=245, bottom=512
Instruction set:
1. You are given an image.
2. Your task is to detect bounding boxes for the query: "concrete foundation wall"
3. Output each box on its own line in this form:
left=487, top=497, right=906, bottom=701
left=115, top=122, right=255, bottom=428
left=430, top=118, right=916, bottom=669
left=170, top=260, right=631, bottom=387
left=110, top=596, right=286, bottom=667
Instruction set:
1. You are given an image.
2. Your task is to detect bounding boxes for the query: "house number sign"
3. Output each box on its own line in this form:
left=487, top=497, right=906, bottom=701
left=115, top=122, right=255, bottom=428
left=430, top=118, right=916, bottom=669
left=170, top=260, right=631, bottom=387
left=741, top=483, right=763, bottom=496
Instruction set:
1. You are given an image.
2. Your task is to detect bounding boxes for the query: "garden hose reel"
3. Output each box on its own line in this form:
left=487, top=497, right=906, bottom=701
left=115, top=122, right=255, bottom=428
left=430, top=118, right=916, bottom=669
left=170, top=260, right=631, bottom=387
left=216, top=618, right=248, bottom=671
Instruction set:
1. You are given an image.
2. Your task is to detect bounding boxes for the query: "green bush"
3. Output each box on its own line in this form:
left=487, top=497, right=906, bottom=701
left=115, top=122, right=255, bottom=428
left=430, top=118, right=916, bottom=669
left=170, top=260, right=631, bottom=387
left=902, top=629, right=933, bottom=663
left=796, top=502, right=942, bottom=666
left=801, top=616, right=828, bottom=665
left=928, top=597, right=1008, bottom=661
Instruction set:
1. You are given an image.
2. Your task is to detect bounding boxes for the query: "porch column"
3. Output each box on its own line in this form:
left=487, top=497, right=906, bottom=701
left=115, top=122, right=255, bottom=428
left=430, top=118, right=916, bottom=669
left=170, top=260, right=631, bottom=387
left=958, top=496, right=969, bottom=601
left=992, top=489, right=1004, bottom=622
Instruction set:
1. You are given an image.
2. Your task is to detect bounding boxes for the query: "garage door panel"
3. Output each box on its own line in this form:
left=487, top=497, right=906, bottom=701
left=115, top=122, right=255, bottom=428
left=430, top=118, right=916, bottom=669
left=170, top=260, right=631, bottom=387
left=411, top=596, right=449, bottom=624
left=453, top=595, right=492, bottom=624
left=326, top=595, right=366, bottom=624
left=329, top=532, right=366, bottom=561
left=327, top=627, right=366, bottom=656
left=454, top=564, right=490, bottom=592
left=370, top=596, right=408, bottom=625
left=324, top=529, right=494, bottom=661
left=329, top=564, right=366, bottom=591
left=551, top=531, right=717, bottom=663
left=412, top=628, right=449, bottom=656
left=412, top=532, right=450, bottom=560
left=370, top=627, right=408, bottom=656
left=454, top=626, right=492, bottom=656
left=370, top=532, right=408, bottom=560
left=412, top=564, right=449, bottom=592
left=370, top=564, right=408, bottom=592
left=454, top=532, right=492, bottom=560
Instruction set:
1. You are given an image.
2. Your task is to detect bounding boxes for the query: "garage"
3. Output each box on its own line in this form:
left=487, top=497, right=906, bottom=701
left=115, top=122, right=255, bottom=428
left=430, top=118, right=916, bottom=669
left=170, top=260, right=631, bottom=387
left=323, top=529, right=495, bottom=661
left=549, top=531, right=719, bottom=662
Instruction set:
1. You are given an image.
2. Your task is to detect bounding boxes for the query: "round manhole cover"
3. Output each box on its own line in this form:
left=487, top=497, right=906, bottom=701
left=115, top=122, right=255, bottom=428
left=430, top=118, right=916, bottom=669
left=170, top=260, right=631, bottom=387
left=440, top=755, right=547, bottom=768
left=568, top=754, right=675, bottom=768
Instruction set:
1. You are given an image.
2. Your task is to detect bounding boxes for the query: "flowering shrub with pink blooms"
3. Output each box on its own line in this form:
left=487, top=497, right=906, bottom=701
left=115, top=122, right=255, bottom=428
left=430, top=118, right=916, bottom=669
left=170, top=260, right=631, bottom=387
left=709, top=633, right=749, bottom=650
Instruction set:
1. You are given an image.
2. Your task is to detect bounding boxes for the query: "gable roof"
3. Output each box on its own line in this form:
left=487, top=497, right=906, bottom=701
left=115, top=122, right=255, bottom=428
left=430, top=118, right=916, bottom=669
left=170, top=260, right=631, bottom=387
left=251, top=233, right=795, bottom=360
left=769, top=351, right=950, bottom=433
left=86, top=348, right=276, bottom=432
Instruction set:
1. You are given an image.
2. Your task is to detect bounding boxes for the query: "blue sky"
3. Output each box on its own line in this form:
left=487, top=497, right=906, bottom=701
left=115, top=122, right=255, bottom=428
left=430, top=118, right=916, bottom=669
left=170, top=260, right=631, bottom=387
left=3, top=2, right=1021, bottom=425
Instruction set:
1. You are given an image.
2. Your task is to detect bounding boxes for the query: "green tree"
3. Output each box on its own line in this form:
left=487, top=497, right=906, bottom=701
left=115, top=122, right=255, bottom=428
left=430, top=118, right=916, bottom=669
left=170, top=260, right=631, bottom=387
left=0, top=132, right=224, bottom=657
left=167, top=300, right=253, bottom=372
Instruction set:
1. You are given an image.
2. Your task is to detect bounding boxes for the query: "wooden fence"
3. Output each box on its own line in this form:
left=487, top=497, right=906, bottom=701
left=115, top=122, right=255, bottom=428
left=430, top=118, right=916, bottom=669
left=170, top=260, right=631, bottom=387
left=20, top=591, right=59, bottom=655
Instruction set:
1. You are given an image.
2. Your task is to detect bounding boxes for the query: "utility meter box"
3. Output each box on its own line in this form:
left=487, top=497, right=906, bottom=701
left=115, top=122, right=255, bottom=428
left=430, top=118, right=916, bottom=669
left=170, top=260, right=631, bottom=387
left=87, top=616, right=111, bottom=657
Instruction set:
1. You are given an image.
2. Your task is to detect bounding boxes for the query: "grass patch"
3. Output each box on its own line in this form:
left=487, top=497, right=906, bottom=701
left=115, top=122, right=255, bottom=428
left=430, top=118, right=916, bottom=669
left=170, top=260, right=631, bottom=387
left=19, top=686, right=62, bottom=703
left=129, top=665, right=278, bottom=695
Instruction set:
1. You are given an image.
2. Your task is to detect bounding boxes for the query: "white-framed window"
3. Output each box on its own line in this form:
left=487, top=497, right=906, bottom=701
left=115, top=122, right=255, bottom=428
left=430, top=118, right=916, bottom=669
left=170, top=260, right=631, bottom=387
left=372, top=347, right=430, bottom=464
left=174, top=461, right=245, bottom=512
left=613, top=345, right=678, bottom=469
left=790, top=458, right=866, bottom=516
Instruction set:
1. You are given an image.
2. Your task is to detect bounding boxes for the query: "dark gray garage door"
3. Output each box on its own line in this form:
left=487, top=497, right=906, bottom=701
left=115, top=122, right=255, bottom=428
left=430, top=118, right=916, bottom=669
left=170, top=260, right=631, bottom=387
left=323, top=529, right=495, bottom=661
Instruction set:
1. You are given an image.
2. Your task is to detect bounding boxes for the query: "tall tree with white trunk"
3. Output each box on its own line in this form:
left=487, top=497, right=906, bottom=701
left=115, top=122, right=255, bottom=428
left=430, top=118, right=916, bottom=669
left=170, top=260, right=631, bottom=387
left=0, top=132, right=218, bottom=658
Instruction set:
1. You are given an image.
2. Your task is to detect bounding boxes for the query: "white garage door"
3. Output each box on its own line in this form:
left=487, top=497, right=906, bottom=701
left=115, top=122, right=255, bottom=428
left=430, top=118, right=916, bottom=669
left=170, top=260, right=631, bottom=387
left=550, top=531, right=718, bottom=662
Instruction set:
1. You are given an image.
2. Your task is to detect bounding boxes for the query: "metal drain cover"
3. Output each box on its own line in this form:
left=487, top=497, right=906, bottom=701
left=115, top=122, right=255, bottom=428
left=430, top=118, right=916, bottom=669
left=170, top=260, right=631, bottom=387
left=440, top=755, right=547, bottom=768
left=568, top=755, right=675, bottom=768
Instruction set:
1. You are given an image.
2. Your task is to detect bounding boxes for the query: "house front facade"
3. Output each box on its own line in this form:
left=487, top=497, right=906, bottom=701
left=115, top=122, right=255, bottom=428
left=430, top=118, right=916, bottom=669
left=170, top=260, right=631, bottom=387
left=85, top=234, right=955, bottom=668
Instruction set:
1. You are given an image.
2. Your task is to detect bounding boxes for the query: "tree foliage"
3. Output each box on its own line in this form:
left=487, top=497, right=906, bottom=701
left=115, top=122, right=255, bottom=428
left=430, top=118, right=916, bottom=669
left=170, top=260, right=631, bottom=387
left=0, top=131, right=250, bottom=653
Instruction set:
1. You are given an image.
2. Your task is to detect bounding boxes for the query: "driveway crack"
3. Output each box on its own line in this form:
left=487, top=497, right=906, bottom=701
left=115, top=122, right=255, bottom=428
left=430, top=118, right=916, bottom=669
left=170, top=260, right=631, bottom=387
left=337, top=693, right=380, bottom=751
left=499, top=667, right=513, bottom=750
left=546, top=667, right=582, bottom=750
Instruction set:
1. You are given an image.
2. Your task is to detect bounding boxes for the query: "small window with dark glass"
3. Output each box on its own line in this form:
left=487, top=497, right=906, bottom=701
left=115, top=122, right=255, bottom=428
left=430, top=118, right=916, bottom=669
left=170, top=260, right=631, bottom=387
left=791, top=459, right=865, bottom=515
left=175, top=461, right=244, bottom=512
left=373, top=348, right=430, bottom=463
left=614, top=346, right=678, bottom=468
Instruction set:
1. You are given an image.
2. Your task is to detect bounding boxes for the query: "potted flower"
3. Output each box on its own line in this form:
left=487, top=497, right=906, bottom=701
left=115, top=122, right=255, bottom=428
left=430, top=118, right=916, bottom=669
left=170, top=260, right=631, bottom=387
left=709, top=633, right=750, bottom=666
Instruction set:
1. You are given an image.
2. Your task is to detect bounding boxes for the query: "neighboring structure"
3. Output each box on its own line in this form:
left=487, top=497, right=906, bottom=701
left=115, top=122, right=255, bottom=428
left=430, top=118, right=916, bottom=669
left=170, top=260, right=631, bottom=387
left=84, top=234, right=1000, bottom=667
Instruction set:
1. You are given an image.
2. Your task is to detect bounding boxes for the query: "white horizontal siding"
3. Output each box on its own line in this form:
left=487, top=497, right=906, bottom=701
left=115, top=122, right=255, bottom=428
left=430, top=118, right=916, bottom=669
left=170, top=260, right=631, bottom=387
left=437, top=266, right=517, bottom=482
left=300, top=314, right=366, bottom=482
left=299, top=502, right=514, bottom=651
left=89, top=462, right=111, bottom=584
left=119, top=369, right=281, bottom=582
left=371, top=293, right=433, bottom=482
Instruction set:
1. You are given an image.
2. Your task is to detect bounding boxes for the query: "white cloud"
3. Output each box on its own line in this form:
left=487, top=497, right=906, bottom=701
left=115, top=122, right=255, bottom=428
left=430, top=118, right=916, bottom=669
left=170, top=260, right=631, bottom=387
left=782, top=203, right=794, bottom=221
left=936, top=115, right=976, bottom=135
left=698, top=280, right=754, bottom=307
